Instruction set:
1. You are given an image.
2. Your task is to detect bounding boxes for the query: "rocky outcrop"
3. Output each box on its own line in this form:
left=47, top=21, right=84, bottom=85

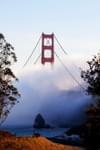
left=33, top=113, right=51, bottom=128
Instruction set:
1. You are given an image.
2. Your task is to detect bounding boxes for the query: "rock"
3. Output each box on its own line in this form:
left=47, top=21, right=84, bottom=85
left=33, top=113, right=51, bottom=128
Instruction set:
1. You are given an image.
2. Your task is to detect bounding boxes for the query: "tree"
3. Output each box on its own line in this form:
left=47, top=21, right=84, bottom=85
left=81, top=52, right=100, bottom=150
left=81, top=52, right=100, bottom=96
left=0, top=33, right=20, bottom=124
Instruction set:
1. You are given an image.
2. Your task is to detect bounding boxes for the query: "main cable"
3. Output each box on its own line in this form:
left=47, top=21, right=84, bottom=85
left=54, top=35, right=82, bottom=71
left=55, top=52, right=85, bottom=91
left=54, top=35, right=68, bottom=55
left=23, top=35, right=41, bottom=67
left=34, top=54, right=41, bottom=64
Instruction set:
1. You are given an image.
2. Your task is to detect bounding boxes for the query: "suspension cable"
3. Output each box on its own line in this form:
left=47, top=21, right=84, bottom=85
left=23, top=35, right=41, bottom=67
left=54, top=35, right=68, bottom=55
left=54, top=35, right=82, bottom=70
left=34, top=54, right=41, bottom=64
left=55, top=52, right=85, bottom=91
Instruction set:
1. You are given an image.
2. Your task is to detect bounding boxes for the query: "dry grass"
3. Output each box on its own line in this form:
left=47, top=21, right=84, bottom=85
left=0, top=131, right=84, bottom=150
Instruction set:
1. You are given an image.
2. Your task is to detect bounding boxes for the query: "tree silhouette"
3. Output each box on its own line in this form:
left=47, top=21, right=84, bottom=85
left=0, top=33, right=20, bottom=124
left=81, top=52, right=100, bottom=96
left=81, top=52, right=100, bottom=150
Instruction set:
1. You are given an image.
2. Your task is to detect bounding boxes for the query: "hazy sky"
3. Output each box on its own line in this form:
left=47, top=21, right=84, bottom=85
left=0, top=0, right=100, bottom=70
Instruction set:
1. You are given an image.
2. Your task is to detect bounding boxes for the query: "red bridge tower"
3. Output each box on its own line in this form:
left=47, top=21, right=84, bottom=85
left=41, top=33, right=54, bottom=64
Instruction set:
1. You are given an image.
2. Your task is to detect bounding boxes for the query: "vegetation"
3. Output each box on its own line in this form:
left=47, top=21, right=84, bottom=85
left=0, top=131, right=83, bottom=150
left=81, top=52, right=100, bottom=96
left=81, top=52, right=100, bottom=150
left=0, top=33, right=20, bottom=124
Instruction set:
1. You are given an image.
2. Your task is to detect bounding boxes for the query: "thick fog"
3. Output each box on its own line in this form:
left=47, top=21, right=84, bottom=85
left=2, top=65, right=92, bottom=128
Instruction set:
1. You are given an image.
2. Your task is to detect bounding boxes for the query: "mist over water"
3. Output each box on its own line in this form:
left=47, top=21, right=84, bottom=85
left=2, top=66, right=92, bottom=128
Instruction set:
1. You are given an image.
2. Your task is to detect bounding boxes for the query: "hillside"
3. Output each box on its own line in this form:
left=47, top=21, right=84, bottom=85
left=0, top=131, right=84, bottom=150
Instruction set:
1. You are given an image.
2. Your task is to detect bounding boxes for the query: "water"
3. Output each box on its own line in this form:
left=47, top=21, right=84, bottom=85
left=1, top=127, right=68, bottom=138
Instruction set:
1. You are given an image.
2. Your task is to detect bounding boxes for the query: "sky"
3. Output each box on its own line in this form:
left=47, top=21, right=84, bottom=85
left=0, top=0, right=100, bottom=69
left=0, top=0, right=100, bottom=126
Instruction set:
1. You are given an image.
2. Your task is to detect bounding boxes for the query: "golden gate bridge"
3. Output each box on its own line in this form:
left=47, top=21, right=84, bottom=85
left=23, top=33, right=85, bottom=91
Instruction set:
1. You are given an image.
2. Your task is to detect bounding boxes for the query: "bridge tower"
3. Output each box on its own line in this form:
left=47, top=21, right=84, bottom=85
left=41, top=33, right=54, bottom=64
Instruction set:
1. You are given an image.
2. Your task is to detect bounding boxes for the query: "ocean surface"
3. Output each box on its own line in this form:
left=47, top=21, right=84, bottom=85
left=1, top=127, right=68, bottom=138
